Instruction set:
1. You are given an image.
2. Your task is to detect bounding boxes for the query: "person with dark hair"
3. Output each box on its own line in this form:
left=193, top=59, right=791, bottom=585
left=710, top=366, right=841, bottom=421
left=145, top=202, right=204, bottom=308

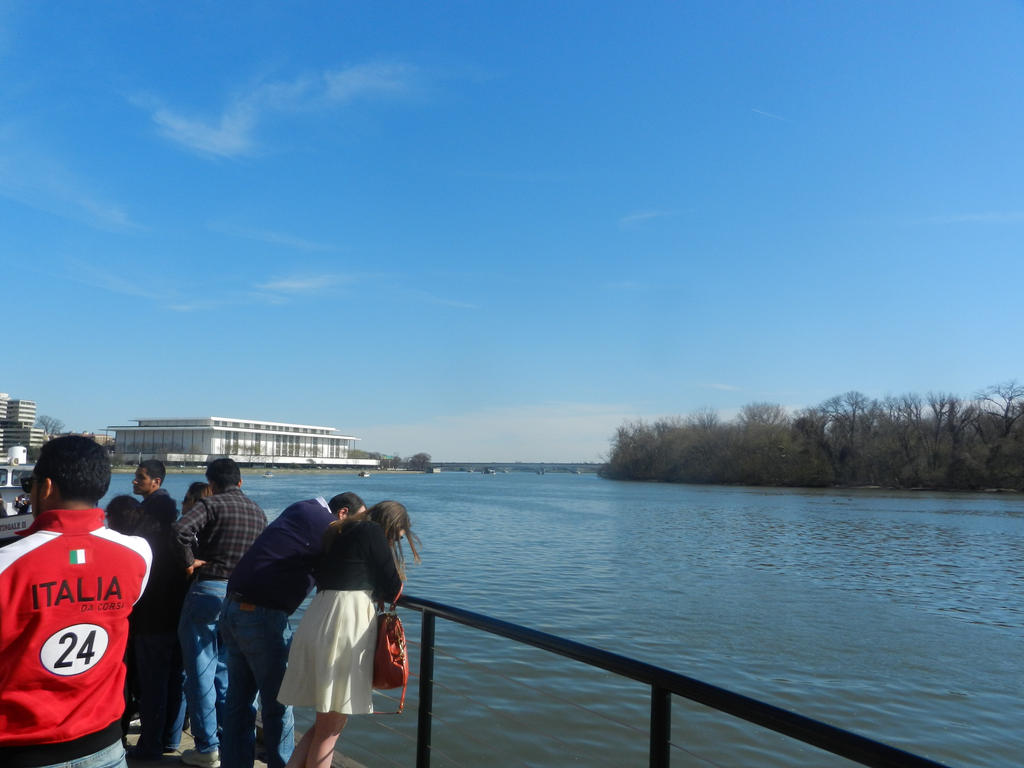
left=133, top=460, right=176, bottom=521
left=106, top=494, right=144, bottom=534
left=221, top=492, right=364, bottom=768
left=204, top=458, right=242, bottom=492
left=122, top=460, right=189, bottom=761
left=32, top=434, right=113, bottom=503
left=172, top=458, right=267, bottom=768
left=327, top=492, right=364, bottom=519
left=278, top=501, right=420, bottom=768
left=0, top=435, right=152, bottom=768
left=183, top=482, right=212, bottom=514
left=105, top=495, right=145, bottom=747
left=134, top=459, right=166, bottom=491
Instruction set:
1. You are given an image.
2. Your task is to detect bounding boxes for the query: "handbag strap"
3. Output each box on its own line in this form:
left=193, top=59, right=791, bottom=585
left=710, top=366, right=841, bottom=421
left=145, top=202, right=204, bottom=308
left=377, top=583, right=404, bottom=613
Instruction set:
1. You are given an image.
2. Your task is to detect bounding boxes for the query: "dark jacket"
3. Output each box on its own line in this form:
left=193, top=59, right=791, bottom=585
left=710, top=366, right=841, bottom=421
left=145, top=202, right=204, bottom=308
left=133, top=489, right=188, bottom=634
left=228, top=498, right=335, bottom=614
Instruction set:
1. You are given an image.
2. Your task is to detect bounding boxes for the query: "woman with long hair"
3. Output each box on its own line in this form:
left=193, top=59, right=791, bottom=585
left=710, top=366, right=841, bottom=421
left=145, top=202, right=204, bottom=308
left=182, top=481, right=211, bottom=513
left=278, top=501, right=421, bottom=768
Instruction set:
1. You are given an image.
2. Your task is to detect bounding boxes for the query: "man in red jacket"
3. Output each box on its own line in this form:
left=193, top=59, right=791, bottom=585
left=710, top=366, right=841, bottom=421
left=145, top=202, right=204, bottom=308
left=0, top=436, right=152, bottom=768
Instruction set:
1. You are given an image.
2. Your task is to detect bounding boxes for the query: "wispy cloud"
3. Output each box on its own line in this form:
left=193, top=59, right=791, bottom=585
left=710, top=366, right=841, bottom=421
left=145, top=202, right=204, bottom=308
left=256, top=274, right=349, bottom=294
left=934, top=211, right=1024, bottom=224
left=751, top=108, right=792, bottom=123
left=324, top=63, right=413, bottom=103
left=706, top=383, right=741, bottom=392
left=65, top=260, right=160, bottom=299
left=0, top=129, right=141, bottom=232
left=61, top=259, right=350, bottom=311
left=151, top=103, right=256, bottom=158
left=429, top=297, right=478, bottom=310
left=208, top=222, right=337, bottom=252
left=618, top=209, right=675, bottom=227
left=65, top=261, right=269, bottom=311
left=143, top=61, right=418, bottom=158
left=167, top=301, right=217, bottom=313
left=606, top=280, right=647, bottom=292
left=406, top=289, right=478, bottom=310
left=166, top=291, right=267, bottom=312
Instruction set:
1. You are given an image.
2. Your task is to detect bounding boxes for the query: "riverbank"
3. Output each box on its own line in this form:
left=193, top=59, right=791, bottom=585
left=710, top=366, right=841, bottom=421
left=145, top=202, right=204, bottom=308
left=597, top=473, right=1024, bottom=494
left=110, top=465, right=602, bottom=475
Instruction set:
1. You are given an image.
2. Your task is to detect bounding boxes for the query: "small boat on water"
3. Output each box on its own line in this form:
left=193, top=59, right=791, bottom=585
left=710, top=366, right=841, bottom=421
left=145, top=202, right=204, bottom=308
left=358, top=470, right=371, bottom=478
left=262, top=471, right=274, bottom=478
left=0, top=447, right=35, bottom=545
left=482, top=467, right=496, bottom=475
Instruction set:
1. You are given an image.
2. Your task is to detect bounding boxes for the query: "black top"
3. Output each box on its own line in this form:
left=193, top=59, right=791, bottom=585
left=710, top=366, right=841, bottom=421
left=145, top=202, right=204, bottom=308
left=314, top=519, right=403, bottom=604
left=133, top=489, right=188, bottom=633
left=140, top=487, right=177, bottom=527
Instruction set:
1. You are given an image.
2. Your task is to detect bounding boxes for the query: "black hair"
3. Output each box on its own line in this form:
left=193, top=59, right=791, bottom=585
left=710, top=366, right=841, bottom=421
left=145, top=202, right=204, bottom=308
left=138, top=459, right=166, bottom=483
left=205, top=457, right=241, bottom=491
left=105, top=494, right=144, bottom=535
left=328, top=491, right=365, bottom=516
left=35, top=435, right=111, bottom=506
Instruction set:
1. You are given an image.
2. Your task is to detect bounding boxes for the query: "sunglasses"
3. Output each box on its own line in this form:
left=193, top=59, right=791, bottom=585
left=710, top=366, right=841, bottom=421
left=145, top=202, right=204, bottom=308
left=19, top=476, right=36, bottom=493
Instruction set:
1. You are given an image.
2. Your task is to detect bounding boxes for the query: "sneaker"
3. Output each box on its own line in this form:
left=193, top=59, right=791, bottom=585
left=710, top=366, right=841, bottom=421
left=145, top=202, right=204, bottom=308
left=180, top=748, right=220, bottom=768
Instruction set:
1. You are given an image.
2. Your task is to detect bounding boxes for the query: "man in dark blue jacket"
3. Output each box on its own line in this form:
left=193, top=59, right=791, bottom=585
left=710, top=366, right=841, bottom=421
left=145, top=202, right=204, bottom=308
left=220, top=492, right=364, bottom=768
left=129, top=460, right=188, bottom=760
left=133, top=459, right=177, bottom=525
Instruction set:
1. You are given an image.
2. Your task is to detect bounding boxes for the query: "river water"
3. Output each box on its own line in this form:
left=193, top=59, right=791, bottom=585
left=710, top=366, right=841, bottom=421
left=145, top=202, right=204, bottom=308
left=108, top=472, right=1024, bottom=767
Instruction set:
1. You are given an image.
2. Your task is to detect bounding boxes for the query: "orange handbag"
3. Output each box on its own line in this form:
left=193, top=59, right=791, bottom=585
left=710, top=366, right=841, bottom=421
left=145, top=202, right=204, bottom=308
left=372, top=587, right=408, bottom=713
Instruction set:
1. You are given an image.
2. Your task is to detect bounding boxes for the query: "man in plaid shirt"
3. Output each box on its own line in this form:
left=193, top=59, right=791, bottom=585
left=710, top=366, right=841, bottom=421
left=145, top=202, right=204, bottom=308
left=173, top=458, right=266, bottom=768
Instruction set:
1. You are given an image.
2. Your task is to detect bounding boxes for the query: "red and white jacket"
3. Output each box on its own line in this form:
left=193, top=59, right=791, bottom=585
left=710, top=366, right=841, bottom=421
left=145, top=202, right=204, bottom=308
left=0, top=508, right=151, bottom=758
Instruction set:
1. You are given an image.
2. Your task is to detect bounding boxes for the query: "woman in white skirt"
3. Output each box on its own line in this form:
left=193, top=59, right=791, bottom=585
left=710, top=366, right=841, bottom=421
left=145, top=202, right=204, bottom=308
left=279, top=501, right=420, bottom=768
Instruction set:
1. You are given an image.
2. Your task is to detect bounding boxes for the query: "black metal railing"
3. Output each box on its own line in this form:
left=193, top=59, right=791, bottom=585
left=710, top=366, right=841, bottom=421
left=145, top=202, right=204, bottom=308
left=398, top=594, right=953, bottom=768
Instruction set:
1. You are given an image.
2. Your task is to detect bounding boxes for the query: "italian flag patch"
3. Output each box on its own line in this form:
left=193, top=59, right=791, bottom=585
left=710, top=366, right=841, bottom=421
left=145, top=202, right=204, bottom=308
left=69, top=549, right=87, bottom=565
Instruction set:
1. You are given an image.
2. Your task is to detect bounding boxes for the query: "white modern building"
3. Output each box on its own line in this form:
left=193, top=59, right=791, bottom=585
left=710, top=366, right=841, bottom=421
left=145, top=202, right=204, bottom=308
left=108, top=417, right=378, bottom=467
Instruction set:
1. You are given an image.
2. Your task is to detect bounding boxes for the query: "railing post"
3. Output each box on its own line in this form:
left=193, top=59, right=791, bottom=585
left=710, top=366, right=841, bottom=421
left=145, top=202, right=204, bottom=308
left=650, top=684, right=671, bottom=768
left=416, top=612, right=436, bottom=768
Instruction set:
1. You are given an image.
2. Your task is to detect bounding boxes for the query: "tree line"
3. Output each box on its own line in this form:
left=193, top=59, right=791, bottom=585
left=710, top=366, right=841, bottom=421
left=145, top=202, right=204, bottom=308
left=350, top=450, right=432, bottom=471
left=601, top=382, right=1024, bottom=490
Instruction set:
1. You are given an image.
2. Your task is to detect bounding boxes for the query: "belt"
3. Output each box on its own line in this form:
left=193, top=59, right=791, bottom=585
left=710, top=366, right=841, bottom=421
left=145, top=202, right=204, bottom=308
left=229, top=591, right=262, bottom=611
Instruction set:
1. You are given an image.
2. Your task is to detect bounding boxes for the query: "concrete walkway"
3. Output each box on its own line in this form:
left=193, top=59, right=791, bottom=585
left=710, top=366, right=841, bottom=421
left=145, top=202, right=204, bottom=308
left=124, top=725, right=364, bottom=768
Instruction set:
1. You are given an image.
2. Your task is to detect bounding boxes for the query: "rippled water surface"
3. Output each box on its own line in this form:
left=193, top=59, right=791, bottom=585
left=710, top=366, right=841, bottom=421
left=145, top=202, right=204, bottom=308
left=113, top=472, right=1024, bottom=767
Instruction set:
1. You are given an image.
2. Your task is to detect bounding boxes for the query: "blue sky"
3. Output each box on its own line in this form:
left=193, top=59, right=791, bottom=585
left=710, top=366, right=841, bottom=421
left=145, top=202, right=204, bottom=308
left=2, top=1, right=1023, bottom=462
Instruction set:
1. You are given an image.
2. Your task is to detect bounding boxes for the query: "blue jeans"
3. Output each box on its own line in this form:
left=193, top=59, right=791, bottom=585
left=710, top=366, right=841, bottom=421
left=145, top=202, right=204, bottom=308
left=219, top=598, right=294, bottom=768
left=133, top=631, right=187, bottom=757
left=34, top=740, right=126, bottom=768
left=178, top=579, right=229, bottom=753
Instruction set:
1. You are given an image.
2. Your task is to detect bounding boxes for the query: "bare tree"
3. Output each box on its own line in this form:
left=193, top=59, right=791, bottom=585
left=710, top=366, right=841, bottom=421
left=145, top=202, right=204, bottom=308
left=687, top=408, right=720, bottom=432
left=977, top=380, right=1024, bottom=438
left=36, top=415, right=65, bottom=438
left=738, top=402, right=788, bottom=428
